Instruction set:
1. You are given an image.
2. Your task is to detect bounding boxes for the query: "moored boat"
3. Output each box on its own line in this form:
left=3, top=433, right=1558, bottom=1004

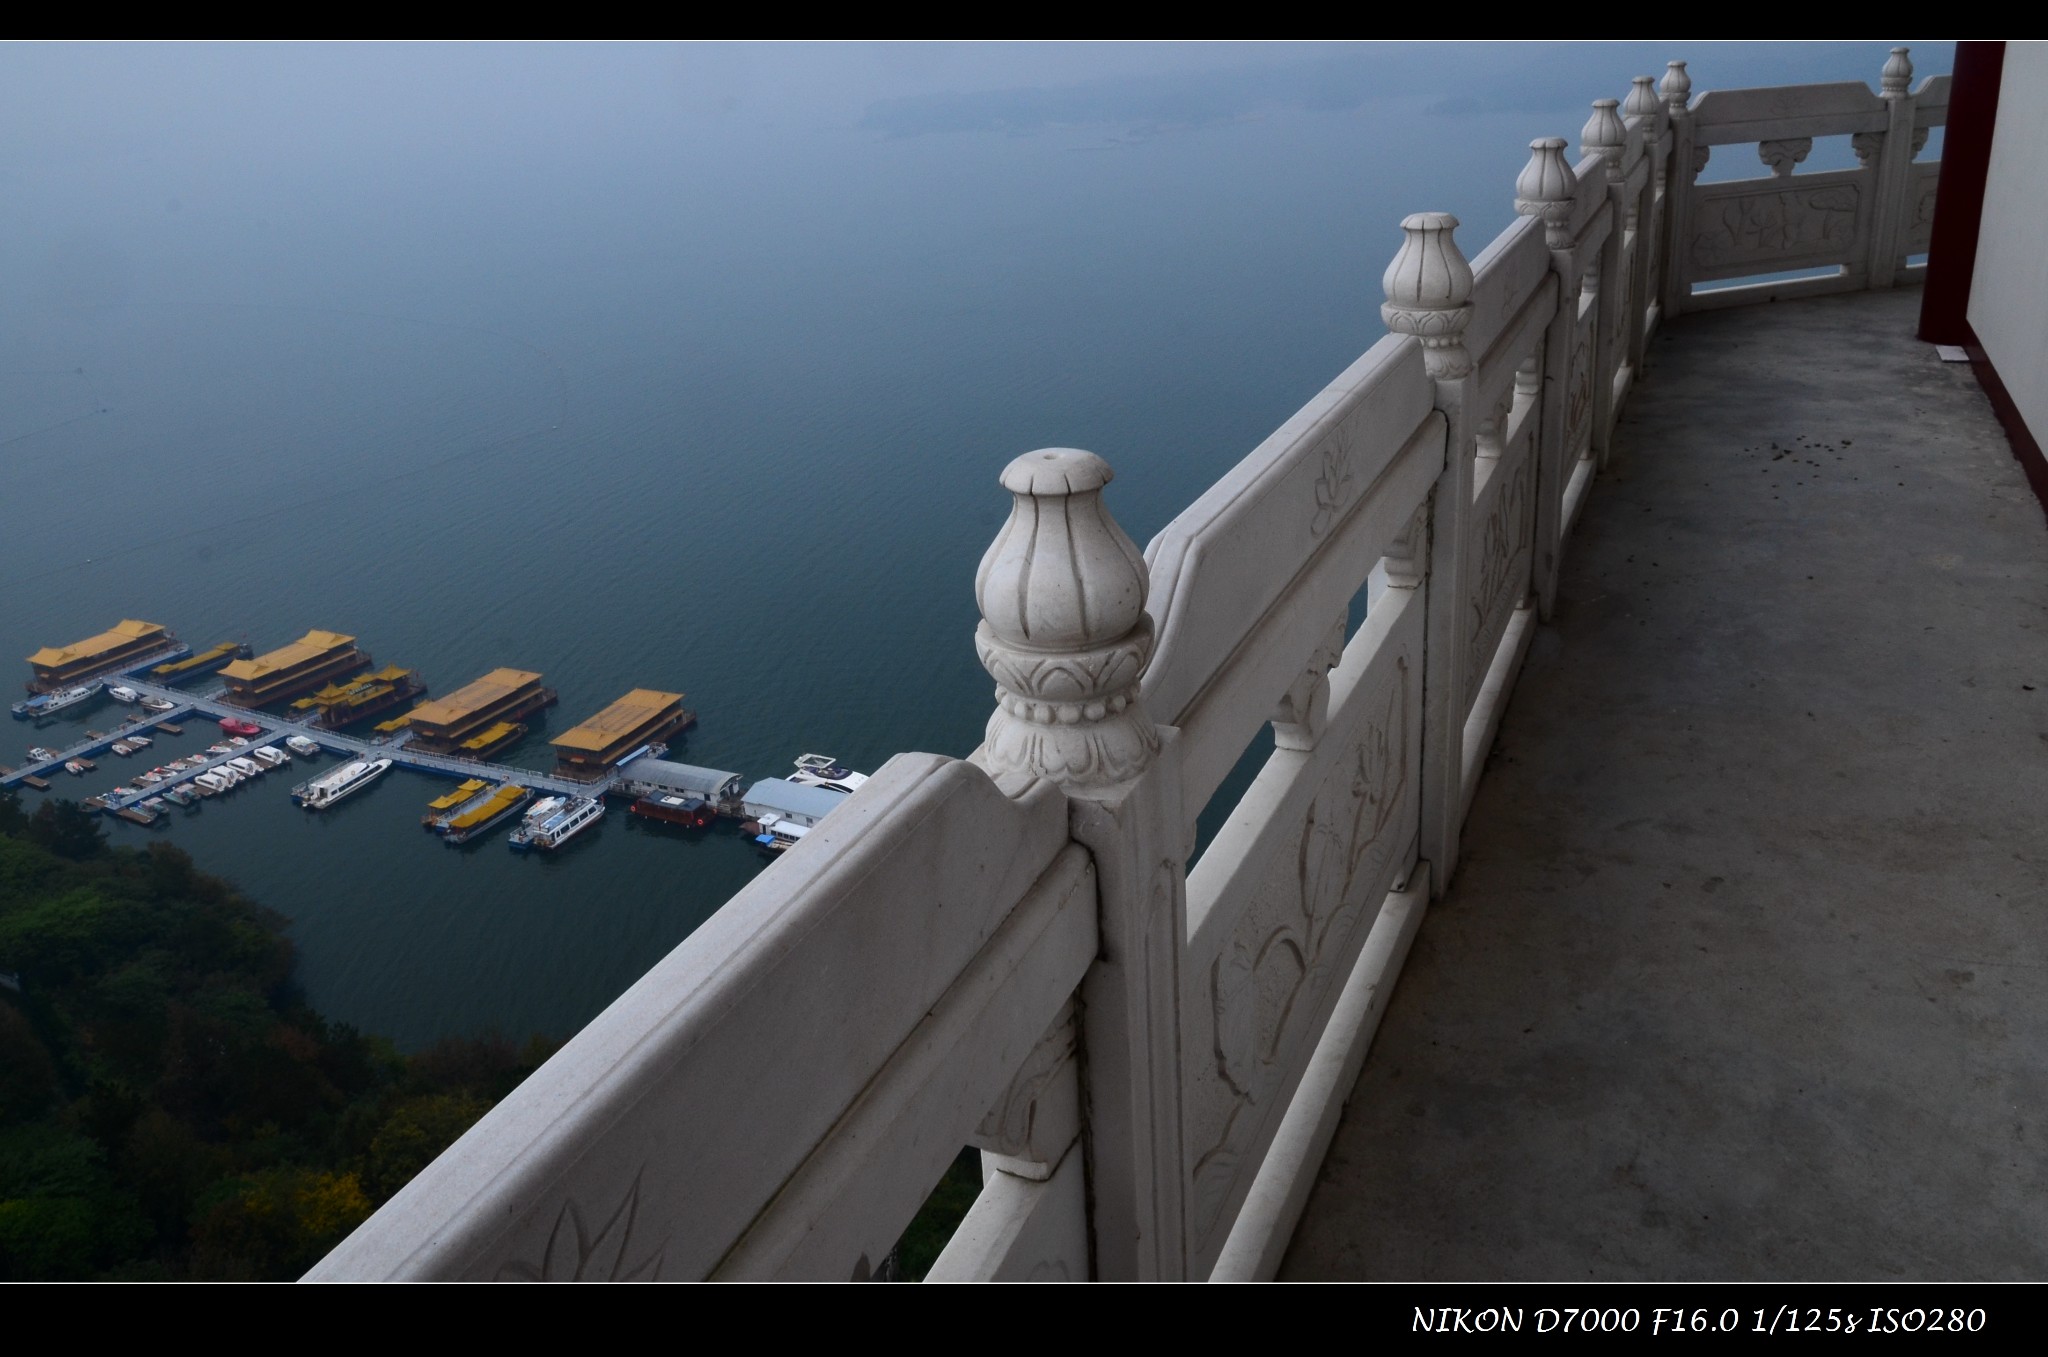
left=789, top=753, right=869, bottom=796
left=219, top=718, right=262, bottom=738
left=164, top=786, right=200, bottom=807
left=285, top=734, right=321, bottom=758
left=423, top=778, right=490, bottom=830
left=139, top=695, right=178, bottom=713
left=294, top=757, right=393, bottom=810
left=64, top=760, right=90, bottom=776
left=251, top=746, right=289, bottom=768
left=629, top=792, right=716, bottom=827
left=108, top=686, right=139, bottom=704
left=228, top=757, right=264, bottom=779
left=442, top=783, right=533, bottom=845
left=509, top=795, right=604, bottom=852
left=752, top=814, right=811, bottom=853
left=125, top=735, right=151, bottom=750
left=110, top=740, right=136, bottom=756
left=11, top=681, right=105, bottom=722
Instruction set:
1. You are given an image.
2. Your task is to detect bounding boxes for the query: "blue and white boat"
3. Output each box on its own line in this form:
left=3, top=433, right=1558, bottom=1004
left=11, top=681, right=104, bottom=722
left=509, top=795, right=604, bottom=853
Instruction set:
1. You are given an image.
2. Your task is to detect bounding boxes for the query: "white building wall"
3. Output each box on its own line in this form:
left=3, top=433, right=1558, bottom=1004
left=1967, top=44, right=2048, bottom=445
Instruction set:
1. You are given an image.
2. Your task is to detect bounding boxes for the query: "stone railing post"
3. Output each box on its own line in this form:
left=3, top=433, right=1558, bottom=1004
left=1382, top=211, right=1474, bottom=894
left=1660, top=59, right=1697, bottom=316
left=1515, top=137, right=1579, bottom=621
left=973, top=447, right=1189, bottom=1280
left=1622, top=75, right=1665, bottom=366
left=1581, top=98, right=1629, bottom=461
left=1867, top=46, right=1917, bottom=289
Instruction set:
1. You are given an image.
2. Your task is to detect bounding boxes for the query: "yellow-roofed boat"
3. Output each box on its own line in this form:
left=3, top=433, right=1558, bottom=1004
left=439, top=783, right=532, bottom=845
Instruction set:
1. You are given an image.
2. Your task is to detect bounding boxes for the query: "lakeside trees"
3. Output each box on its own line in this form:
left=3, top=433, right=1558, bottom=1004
left=0, top=791, right=549, bottom=1280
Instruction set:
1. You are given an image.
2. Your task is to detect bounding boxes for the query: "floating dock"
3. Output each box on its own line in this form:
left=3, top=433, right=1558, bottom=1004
left=4, top=674, right=616, bottom=810
left=221, top=630, right=371, bottom=707
left=149, top=641, right=251, bottom=684
left=552, top=689, right=695, bottom=781
left=401, top=668, right=556, bottom=756
left=290, top=665, right=425, bottom=729
left=26, top=619, right=184, bottom=693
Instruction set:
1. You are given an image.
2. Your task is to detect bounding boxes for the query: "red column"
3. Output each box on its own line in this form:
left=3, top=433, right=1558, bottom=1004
left=1918, top=42, right=2006, bottom=344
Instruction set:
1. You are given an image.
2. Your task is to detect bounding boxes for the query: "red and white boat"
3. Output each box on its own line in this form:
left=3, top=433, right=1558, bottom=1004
left=219, top=717, right=263, bottom=738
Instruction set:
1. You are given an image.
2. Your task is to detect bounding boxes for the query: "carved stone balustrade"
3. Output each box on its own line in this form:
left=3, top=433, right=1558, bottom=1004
left=307, top=46, right=1953, bottom=1286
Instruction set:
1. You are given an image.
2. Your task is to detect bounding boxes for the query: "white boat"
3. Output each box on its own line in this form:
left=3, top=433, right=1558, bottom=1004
left=140, top=695, right=177, bottom=713
left=789, top=753, right=869, bottom=796
left=11, top=681, right=103, bottom=721
left=228, top=757, right=263, bottom=778
left=26, top=746, right=57, bottom=762
left=108, top=686, right=140, bottom=704
left=509, top=795, right=604, bottom=852
left=126, top=735, right=151, bottom=750
left=753, top=814, right=811, bottom=853
left=64, top=760, right=89, bottom=776
left=295, top=758, right=393, bottom=810
left=285, top=734, right=321, bottom=757
left=194, top=772, right=227, bottom=796
left=251, top=746, right=289, bottom=767
left=215, top=766, right=243, bottom=788
left=227, top=736, right=249, bottom=748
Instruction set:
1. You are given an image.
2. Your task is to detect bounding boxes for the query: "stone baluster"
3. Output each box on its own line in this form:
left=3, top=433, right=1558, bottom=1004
left=1881, top=45, right=1913, bottom=96
left=1626, top=74, right=1669, bottom=334
left=1580, top=98, right=1627, bottom=181
left=1660, top=59, right=1691, bottom=113
left=1516, top=137, right=1581, bottom=621
left=1868, top=46, right=1916, bottom=289
left=975, top=448, right=1159, bottom=795
left=1381, top=211, right=1474, bottom=380
left=1515, top=136, right=1578, bottom=250
left=1661, top=60, right=1697, bottom=317
left=1624, top=74, right=1661, bottom=125
left=1383, top=211, right=1475, bottom=893
left=973, top=447, right=1188, bottom=1279
left=1579, top=98, right=1629, bottom=462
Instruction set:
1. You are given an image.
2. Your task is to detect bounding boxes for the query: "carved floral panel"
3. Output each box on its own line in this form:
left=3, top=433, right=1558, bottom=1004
left=1690, top=183, right=1862, bottom=271
left=1183, top=637, right=1416, bottom=1263
left=1903, top=164, right=1939, bottom=253
left=1465, top=441, right=1535, bottom=687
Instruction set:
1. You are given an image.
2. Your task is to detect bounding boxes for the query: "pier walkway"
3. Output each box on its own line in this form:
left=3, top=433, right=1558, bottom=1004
left=5, top=673, right=612, bottom=809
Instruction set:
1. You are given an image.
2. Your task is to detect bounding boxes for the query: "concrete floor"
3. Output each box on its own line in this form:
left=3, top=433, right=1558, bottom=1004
left=1279, top=287, right=2048, bottom=1281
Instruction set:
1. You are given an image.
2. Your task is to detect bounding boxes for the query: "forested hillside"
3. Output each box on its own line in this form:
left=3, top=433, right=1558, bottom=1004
left=0, top=792, right=550, bottom=1280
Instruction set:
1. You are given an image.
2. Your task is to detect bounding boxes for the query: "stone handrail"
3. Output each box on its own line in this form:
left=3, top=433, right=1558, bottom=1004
left=308, top=46, right=1940, bottom=1283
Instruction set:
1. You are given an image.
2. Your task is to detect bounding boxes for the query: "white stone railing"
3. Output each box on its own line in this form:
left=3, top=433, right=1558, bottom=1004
left=307, top=47, right=1938, bottom=1284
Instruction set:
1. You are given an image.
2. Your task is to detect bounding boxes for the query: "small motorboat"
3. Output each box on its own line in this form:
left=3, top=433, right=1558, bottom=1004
left=140, top=695, right=177, bottom=713
left=228, top=757, right=263, bottom=778
left=251, top=745, right=289, bottom=767
left=26, top=747, right=56, bottom=762
left=126, top=735, right=151, bottom=749
left=219, top=718, right=263, bottom=738
left=110, top=740, right=135, bottom=756
left=109, top=686, right=140, bottom=704
left=285, top=734, right=321, bottom=757
left=64, top=760, right=89, bottom=776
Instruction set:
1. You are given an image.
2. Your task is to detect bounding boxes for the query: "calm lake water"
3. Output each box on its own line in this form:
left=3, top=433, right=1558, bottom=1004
left=0, top=42, right=1949, bottom=1046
